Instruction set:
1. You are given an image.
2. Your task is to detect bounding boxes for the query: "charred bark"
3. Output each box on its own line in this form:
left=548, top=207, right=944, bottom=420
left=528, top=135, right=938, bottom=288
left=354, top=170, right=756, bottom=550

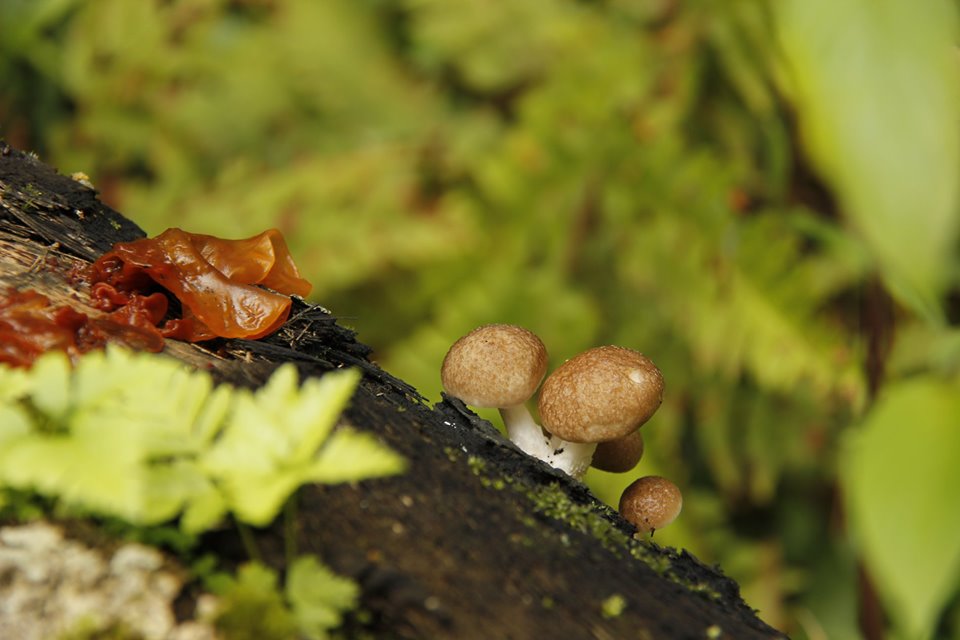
left=0, top=141, right=786, bottom=640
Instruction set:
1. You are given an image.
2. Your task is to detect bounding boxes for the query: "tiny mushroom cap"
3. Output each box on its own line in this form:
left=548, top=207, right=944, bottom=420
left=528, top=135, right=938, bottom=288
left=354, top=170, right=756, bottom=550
left=537, top=346, right=663, bottom=443
left=591, top=430, right=644, bottom=473
left=618, top=475, right=682, bottom=534
left=441, top=324, right=548, bottom=408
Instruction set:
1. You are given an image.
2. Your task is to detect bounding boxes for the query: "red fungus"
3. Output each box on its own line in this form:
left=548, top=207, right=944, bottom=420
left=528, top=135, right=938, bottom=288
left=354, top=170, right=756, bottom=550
left=190, top=229, right=312, bottom=297
left=0, top=228, right=310, bottom=368
left=89, top=228, right=312, bottom=342
left=0, top=288, right=164, bottom=368
left=0, top=289, right=83, bottom=366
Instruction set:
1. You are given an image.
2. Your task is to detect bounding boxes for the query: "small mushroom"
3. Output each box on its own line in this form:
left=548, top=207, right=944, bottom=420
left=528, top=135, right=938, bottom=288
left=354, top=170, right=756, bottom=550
left=618, top=475, right=682, bottom=534
left=441, top=324, right=551, bottom=459
left=537, top=346, right=663, bottom=478
left=591, top=430, right=644, bottom=474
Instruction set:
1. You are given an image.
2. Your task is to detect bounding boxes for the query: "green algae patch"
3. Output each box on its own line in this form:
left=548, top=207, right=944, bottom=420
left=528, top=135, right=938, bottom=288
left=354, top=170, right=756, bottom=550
left=438, top=429, right=727, bottom=604
left=601, top=593, right=627, bottom=619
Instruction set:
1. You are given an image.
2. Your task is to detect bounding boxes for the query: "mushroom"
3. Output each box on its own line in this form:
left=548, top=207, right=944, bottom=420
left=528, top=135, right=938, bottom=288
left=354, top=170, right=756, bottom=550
left=591, top=430, right=644, bottom=474
left=441, top=324, right=552, bottom=459
left=537, top=346, right=663, bottom=478
left=618, top=475, right=682, bottom=534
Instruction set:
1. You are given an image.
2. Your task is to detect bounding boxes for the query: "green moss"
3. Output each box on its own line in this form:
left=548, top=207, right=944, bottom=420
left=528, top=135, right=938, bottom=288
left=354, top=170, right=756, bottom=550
left=629, top=545, right=673, bottom=574
left=479, top=477, right=506, bottom=490
left=474, top=468, right=727, bottom=602
left=467, top=456, right=487, bottom=475
left=23, top=182, right=42, bottom=198
left=683, top=581, right=724, bottom=601
left=600, top=593, right=627, bottom=619
left=520, top=482, right=631, bottom=554
left=444, top=433, right=724, bottom=603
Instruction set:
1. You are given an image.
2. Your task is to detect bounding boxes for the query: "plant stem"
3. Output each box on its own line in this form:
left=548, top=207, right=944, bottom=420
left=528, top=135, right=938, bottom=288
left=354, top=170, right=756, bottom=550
left=236, top=520, right=263, bottom=564
left=283, top=495, right=299, bottom=566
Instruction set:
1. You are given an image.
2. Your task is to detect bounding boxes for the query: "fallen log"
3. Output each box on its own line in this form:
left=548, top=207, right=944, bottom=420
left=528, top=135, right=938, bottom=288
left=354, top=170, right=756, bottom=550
left=0, top=141, right=786, bottom=639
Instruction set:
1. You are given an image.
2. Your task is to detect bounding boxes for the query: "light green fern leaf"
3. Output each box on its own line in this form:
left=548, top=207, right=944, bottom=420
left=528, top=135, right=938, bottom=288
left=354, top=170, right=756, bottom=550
left=0, top=349, right=402, bottom=533
left=201, top=365, right=401, bottom=527
left=286, top=555, right=359, bottom=640
left=308, top=429, right=407, bottom=484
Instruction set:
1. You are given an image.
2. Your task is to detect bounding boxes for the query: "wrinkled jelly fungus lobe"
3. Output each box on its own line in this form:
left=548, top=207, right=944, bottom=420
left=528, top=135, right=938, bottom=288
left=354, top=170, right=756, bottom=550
left=0, top=288, right=164, bottom=367
left=1, top=228, right=311, bottom=368
left=88, top=228, right=312, bottom=342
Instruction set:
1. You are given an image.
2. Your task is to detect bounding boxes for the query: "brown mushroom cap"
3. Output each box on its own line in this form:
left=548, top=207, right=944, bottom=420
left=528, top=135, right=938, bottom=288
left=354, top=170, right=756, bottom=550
left=591, top=430, right=644, bottom=473
left=441, top=324, right=548, bottom=408
left=618, top=475, right=682, bottom=534
left=537, top=346, right=663, bottom=443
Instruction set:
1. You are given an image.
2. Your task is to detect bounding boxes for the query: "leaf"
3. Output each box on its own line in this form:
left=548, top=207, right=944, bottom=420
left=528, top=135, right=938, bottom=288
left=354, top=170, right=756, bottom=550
left=144, top=460, right=227, bottom=533
left=214, top=562, right=298, bottom=640
left=0, top=405, right=30, bottom=444
left=178, top=477, right=228, bottom=535
left=193, top=383, right=235, bottom=447
left=290, top=369, right=364, bottom=461
left=1, top=436, right=145, bottom=519
left=202, top=390, right=292, bottom=478
left=629, top=211, right=866, bottom=406
left=0, top=364, right=30, bottom=401
left=776, top=0, right=960, bottom=319
left=1, top=348, right=402, bottom=533
left=841, top=377, right=960, bottom=638
left=200, top=366, right=386, bottom=527
left=27, top=351, right=72, bottom=421
left=219, top=471, right=303, bottom=528
left=286, top=555, right=359, bottom=640
left=308, top=429, right=407, bottom=484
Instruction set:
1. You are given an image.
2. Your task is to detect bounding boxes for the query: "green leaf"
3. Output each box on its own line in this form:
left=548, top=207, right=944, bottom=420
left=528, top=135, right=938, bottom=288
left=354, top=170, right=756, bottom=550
left=0, top=405, right=31, bottom=445
left=776, top=0, right=960, bottom=320
left=0, top=349, right=209, bottom=525
left=218, top=471, right=303, bottom=528
left=841, top=377, right=960, bottom=638
left=0, top=364, right=30, bottom=401
left=72, top=347, right=217, bottom=458
left=290, top=369, right=364, bottom=463
left=0, top=436, right=145, bottom=519
left=202, top=390, right=291, bottom=478
left=193, top=383, right=235, bottom=447
left=214, top=562, right=298, bottom=640
left=309, top=429, right=407, bottom=484
left=144, top=460, right=227, bottom=533
left=200, top=366, right=388, bottom=527
left=286, top=555, right=359, bottom=640
left=27, top=350, right=72, bottom=421
left=178, top=477, right=228, bottom=535
left=1, top=348, right=402, bottom=533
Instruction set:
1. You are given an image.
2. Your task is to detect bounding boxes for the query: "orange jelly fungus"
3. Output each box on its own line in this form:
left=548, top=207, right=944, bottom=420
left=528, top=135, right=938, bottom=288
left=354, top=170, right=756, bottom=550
left=88, top=228, right=312, bottom=342
left=0, top=288, right=164, bottom=368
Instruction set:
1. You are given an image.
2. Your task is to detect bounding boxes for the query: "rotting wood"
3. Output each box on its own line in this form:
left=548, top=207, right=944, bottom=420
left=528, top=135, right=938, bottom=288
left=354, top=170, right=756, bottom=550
left=0, top=141, right=787, bottom=640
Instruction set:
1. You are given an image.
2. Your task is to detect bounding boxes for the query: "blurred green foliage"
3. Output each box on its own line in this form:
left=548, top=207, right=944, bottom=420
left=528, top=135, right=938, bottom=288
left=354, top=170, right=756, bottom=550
left=2, top=0, right=959, bottom=637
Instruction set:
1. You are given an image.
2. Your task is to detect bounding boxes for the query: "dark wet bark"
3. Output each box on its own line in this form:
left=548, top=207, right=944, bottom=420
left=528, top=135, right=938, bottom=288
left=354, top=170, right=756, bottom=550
left=0, top=141, right=787, bottom=640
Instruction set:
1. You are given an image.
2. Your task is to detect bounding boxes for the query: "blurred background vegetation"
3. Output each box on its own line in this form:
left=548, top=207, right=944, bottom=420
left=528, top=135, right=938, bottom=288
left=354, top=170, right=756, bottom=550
left=2, top=0, right=960, bottom=638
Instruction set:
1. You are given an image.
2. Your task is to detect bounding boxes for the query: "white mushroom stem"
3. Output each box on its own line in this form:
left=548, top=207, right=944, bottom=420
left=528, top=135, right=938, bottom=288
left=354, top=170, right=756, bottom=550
left=544, top=437, right=597, bottom=480
left=499, top=404, right=553, bottom=460
left=499, top=405, right=599, bottom=478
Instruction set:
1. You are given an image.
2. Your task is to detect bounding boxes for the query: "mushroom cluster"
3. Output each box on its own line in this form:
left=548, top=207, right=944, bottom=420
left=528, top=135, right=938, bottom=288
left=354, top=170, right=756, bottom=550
left=441, top=324, right=682, bottom=534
